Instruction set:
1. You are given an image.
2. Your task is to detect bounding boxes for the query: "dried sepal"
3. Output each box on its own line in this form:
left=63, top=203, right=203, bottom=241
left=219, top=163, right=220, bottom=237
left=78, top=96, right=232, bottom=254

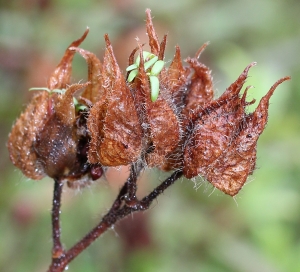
left=145, top=97, right=181, bottom=167
left=55, top=83, right=90, bottom=125
left=167, top=46, right=190, bottom=96
left=47, top=28, right=89, bottom=90
left=145, top=8, right=160, bottom=55
left=183, top=43, right=214, bottom=120
left=87, top=35, right=142, bottom=166
left=34, top=112, right=77, bottom=179
left=7, top=91, right=50, bottom=179
left=69, top=47, right=103, bottom=104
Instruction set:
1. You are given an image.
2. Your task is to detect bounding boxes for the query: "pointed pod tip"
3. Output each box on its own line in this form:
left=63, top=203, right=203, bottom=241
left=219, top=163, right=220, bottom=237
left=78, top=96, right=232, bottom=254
left=245, top=61, right=257, bottom=72
left=79, top=28, right=89, bottom=42
left=104, top=34, right=111, bottom=47
left=265, top=75, right=291, bottom=99
left=195, top=42, right=210, bottom=59
left=145, top=8, right=152, bottom=15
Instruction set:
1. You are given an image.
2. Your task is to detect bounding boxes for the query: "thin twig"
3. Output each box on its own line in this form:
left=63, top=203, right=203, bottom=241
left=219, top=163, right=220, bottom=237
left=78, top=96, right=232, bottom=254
left=47, top=179, right=64, bottom=272
left=47, top=169, right=183, bottom=272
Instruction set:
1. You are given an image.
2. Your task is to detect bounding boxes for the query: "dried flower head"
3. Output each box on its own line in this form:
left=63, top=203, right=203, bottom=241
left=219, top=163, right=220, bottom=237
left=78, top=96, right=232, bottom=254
left=7, top=9, right=290, bottom=196
left=7, top=29, right=103, bottom=186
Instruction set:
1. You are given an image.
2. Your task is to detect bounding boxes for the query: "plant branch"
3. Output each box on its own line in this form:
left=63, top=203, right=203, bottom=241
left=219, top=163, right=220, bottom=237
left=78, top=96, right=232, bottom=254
left=47, top=179, right=64, bottom=272
left=48, top=169, right=183, bottom=272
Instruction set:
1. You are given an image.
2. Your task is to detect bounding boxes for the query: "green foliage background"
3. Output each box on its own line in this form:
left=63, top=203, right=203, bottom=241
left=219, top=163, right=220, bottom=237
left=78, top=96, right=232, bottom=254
left=1, top=0, right=299, bottom=271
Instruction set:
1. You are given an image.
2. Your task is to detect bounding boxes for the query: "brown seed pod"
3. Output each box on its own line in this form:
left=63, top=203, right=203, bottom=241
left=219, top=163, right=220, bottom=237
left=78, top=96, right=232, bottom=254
left=160, top=44, right=215, bottom=171
left=183, top=63, right=290, bottom=196
left=87, top=35, right=143, bottom=166
left=183, top=43, right=214, bottom=120
left=136, top=49, right=181, bottom=167
left=7, top=91, right=50, bottom=179
left=7, top=30, right=93, bottom=181
left=34, top=83, right=89, bottom=179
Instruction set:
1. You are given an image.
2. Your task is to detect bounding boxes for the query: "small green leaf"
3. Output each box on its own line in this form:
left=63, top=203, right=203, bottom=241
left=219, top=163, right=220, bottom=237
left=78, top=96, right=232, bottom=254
left=149, top=75, right=160, bottom=102
left=150, top=60, right=165, bottom=76
left=52, top=89, right=66, bottom=95
left=29, top=87, right=51, bottom=92
left=144, top=56, right=158, bottom=70
left=73, top=97, right=87, bottom=112
left=127, top=69, right=138, bottom=82
left=126, top=63, right=138, bottom=72
left=135, top=51, right=153, bottom=66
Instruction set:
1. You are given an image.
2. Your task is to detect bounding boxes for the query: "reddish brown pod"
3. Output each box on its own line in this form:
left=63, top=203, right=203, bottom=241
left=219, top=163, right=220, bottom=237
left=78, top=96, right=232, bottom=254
left=7, top=8, right=291, bottom=197
left=85, top=35, right=143, bottom=166
left=183, top=63, right=290, bottom=196
left=7, top=29, right=102, bottom=184
left=132, top=13, right=182, bottom=168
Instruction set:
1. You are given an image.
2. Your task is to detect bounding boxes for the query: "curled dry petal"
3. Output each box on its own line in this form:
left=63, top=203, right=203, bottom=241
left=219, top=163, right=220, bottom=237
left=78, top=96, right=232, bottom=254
left=87, top=35, right=142, bottom=166
left=47, top=28, right=89, bottom=90
left=69, top=47, right=103, bottom=104
left=183, top=64, right=290, bottom=196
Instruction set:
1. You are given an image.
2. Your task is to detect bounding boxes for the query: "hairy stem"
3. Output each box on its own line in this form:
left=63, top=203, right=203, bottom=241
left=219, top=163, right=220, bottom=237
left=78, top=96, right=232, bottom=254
left=47, top=169, right=183, bottom=272
left=47, top=179, right=64, bottom=272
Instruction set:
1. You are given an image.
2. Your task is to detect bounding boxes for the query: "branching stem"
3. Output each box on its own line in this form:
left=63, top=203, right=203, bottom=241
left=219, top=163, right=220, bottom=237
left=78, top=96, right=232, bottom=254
left=47, top=169, right=183, bottom=272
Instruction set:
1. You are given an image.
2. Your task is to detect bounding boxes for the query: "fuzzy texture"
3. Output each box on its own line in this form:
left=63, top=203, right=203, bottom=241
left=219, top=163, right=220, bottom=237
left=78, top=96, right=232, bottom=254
left=7, top=9, right=290, bottom=196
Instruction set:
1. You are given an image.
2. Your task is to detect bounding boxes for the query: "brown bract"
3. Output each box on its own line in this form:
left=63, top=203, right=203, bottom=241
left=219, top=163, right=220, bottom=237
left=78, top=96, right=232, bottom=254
left=7, top=9, right=290, bottom=196
left=87, top=35, right=142, bottom=166
left=7, top=29, right=94, bottom=181
left=183, top=63, right=290, bottom=196
left=7, top=91, right=49, bottom=179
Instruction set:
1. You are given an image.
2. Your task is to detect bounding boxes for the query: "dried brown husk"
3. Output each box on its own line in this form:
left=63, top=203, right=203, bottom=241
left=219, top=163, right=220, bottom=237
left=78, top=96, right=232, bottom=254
left=7, top=9, right=290, bottom=197
left=161, top=44, right=215, bottom=171
left=183, top=63, right=290, bottom=196
left=130, top=13, right=182, bottom=168
left=7, top=91, right=49, bottom=179
left=87, top=35, right=142, bottom=166
left=7, top=30, right=90, bottom=180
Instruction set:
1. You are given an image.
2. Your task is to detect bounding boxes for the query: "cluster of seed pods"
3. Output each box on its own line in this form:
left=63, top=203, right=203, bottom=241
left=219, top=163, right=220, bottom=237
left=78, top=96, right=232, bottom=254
left=7, top=9, right=289, bottom=196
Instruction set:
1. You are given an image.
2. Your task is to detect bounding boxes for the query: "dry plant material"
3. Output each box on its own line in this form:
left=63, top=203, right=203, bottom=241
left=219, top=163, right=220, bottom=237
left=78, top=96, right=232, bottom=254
left=8, top=10, right=290, bottom=195
left=7, top=8, right=290, bottom=272
left=7, top=29, right=103, bottom=186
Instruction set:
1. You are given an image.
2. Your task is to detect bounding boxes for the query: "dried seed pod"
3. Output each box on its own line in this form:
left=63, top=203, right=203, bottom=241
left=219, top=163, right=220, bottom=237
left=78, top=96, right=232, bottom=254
left=87, top=35, right=142, bottom=166
left=7, top=91, right=50, bottom=179
left=7, top=30, right=96, bottom=182
left=135, top=46, right=181, bottom=167
left=183, top=43, right=214, bottom=120
left=160, top=44, right=214, bottom=171
left=183, top=63, right=290, bottom=196
left=34, top=83, right=89, bottom=179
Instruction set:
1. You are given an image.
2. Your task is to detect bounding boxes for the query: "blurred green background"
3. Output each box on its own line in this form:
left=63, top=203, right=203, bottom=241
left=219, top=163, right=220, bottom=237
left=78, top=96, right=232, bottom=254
left=1, top=0, right=300, bottom=271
